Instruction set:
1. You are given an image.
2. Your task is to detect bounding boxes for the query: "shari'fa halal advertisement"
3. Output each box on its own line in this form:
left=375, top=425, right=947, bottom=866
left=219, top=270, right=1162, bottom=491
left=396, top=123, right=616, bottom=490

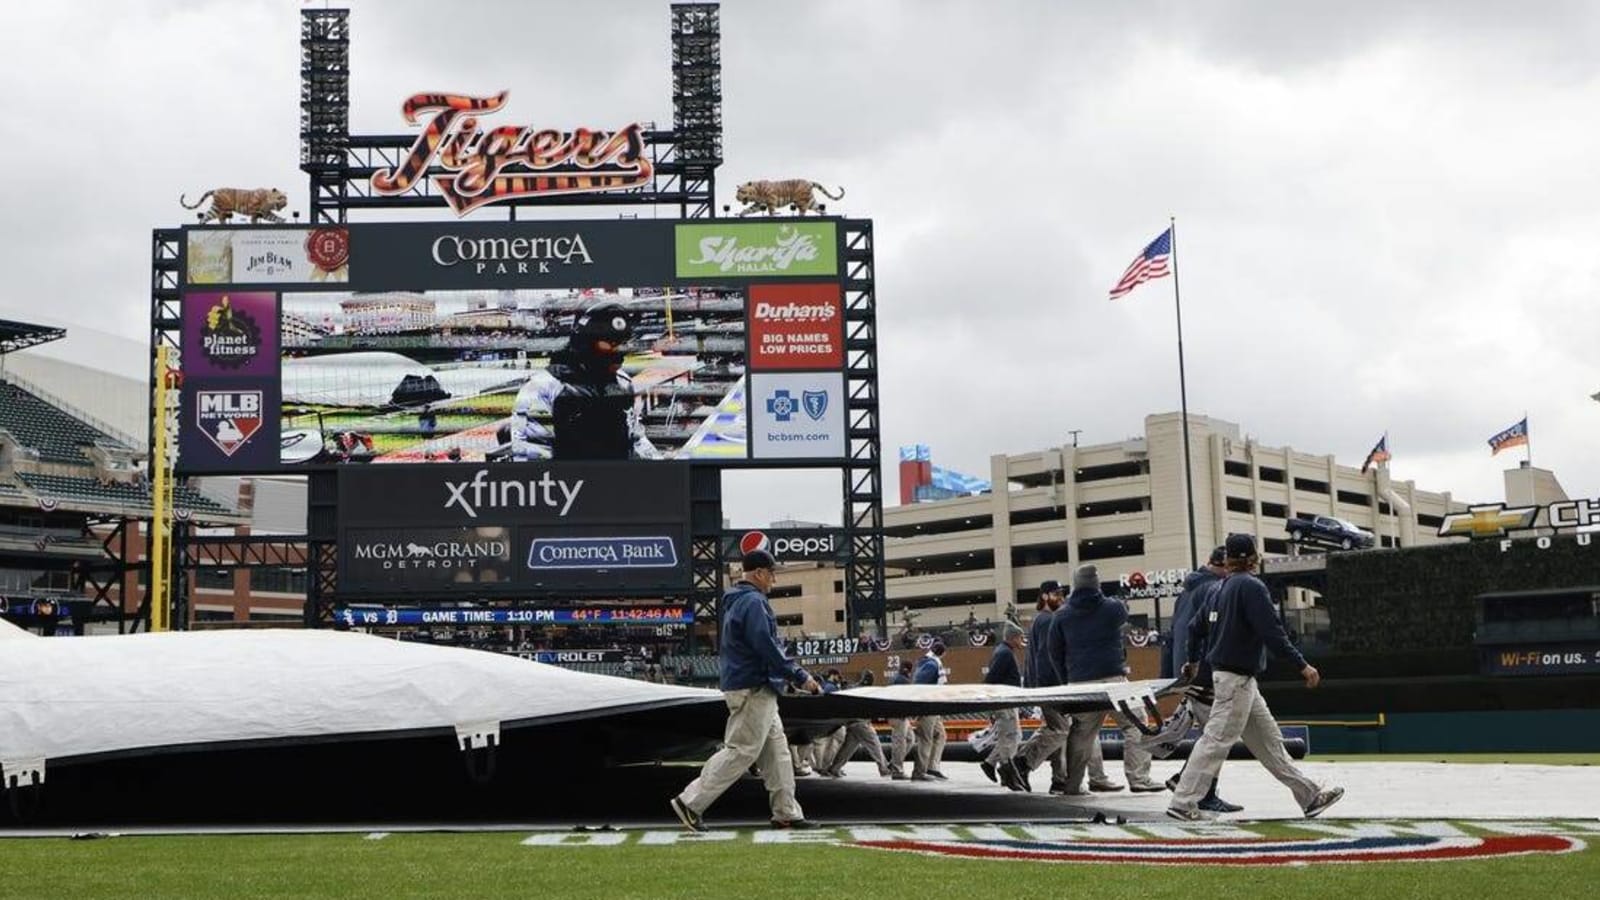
left=177, top=292, right=282, bottom=472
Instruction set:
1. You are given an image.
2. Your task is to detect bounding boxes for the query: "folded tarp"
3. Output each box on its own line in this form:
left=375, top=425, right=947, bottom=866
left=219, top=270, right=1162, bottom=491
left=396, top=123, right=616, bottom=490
left=0, top=629, right=723, bottom=781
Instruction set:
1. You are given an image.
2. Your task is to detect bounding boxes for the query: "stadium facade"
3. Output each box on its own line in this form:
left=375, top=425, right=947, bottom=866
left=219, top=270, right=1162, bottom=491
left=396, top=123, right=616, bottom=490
left=883, top=412, right=1476, bottom=628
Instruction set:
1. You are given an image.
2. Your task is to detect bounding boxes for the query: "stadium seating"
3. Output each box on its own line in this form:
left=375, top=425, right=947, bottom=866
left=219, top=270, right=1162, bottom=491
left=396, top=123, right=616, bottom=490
left=15, top=473, right=236, bottom=519
left=0, top=380, right=127, bottom=464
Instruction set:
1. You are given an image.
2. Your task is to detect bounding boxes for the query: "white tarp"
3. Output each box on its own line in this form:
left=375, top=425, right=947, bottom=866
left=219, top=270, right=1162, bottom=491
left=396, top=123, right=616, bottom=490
left=0, top=619, right=36, bottom=641
left=0, top=629, right=721, bottom=772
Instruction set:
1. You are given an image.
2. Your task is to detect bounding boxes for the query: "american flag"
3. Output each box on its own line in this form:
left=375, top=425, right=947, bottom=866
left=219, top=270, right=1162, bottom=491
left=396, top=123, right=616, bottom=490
left=1108, top=227, right=1173, bottom=300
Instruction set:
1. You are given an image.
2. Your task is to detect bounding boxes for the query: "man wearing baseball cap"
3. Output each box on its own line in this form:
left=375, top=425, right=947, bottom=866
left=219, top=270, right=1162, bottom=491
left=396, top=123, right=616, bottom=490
left=1160, top=545, right=1242, bottom=813
left=910, top=639, right=949, bottom=781
left=671, top=548, right=821, bottom=832
left=1168, top=534, right=1344, bottom=821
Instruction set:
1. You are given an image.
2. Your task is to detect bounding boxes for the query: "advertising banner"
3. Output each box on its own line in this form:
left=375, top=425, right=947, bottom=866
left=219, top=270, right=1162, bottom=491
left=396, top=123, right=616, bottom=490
left=1482, top=643, right=1600, bottom=676
left=749, top=372, right=846, bottom=459
left=336, top=462, right=689, bottom=528
left=345, top=221, right=674, bottom=291
left=335, top=463, right=692, bottom=597
left=340, top=526, right=516, bottom=593
left=183, top=292, right=280, bottom=377
left=675, top=222, right=838, bottom=278
left=187, top=228, right=350, bottom=285
left=179, top=293, right=283, bottom=472
left=725, top=528, right=847, bottom=564
left=748, top=283, right=844, bottom=370
left=520, top=524, right=690, bottom=592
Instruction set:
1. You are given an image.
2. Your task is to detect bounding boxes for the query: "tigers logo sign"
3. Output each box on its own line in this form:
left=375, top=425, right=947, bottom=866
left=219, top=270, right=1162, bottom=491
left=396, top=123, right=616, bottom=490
left=370, top=91, right=654, bottom=216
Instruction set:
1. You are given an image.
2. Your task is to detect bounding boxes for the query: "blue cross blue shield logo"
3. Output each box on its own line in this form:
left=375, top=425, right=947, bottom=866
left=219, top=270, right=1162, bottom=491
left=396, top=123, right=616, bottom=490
left=766, top=389, right=798, bottom=422
left=802, top=390, right=828, bottom=421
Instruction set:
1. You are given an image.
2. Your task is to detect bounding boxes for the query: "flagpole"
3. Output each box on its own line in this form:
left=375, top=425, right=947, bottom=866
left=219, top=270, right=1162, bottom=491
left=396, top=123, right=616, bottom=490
left=1170, top=216, right=1199, bottom=570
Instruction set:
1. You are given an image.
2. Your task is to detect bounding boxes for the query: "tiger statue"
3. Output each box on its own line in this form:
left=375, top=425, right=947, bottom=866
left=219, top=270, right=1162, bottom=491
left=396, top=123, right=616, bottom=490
left=179, top=188, right=289, bottom=224
left=734, top=180, right=845, bottom=217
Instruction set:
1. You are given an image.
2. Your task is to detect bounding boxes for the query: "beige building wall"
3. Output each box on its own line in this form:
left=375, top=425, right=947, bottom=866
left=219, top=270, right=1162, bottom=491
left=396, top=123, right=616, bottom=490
left=882, top=412, right=1476, bottom=632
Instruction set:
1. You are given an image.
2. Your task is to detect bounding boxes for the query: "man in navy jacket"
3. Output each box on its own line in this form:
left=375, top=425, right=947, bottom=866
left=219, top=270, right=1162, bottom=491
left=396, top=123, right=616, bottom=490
left=1159, top=546, right=1242, bottom=813
left=1010, top=581, right=1069, bottom=792
left=885, top=661, right=915, bottom=779
left=1168, top=534, right=1344, bottom=821
left=982, top=623, right=1027, bottom=790
left=1052, top=565, right=1163, bottom=794
left=910, top=640, right=948, bottom=780
left=671, top=549, right=820, bottom=832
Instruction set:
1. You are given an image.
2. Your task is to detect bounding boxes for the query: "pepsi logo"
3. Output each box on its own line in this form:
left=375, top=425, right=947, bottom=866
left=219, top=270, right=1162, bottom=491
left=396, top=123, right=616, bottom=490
left=739, top=531, right=838, bottom=559
left=739, top=531, right=770, bottom=555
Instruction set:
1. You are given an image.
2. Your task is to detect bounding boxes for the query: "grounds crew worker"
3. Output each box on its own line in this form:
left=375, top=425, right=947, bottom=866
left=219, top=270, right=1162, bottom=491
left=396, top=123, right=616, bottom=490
left=1168, top=533, right=1344, bottom=821
left=1010, top=581, right=1069, bottom=792
left=1161, top=545, right=1243, bottom=813
left=885, top=661, right=916, bottom=779
left=671, top=548, right=821, bottom=832
left=1053, top=565, right=1164, bottom=794
left=981, top=622, right=1027, bottom=790
left=910, top=640, right=949, bottom=781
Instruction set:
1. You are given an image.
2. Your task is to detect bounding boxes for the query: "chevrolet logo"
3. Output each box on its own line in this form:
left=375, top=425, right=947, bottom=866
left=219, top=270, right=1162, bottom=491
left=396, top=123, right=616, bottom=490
left=1438, top=503, right=1540, bottom=539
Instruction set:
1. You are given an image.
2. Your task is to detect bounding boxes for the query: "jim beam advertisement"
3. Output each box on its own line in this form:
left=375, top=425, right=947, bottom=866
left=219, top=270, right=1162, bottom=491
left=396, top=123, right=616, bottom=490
left=335, top=462, right=693, bottom=596
left=177, top=292, right=282, bottom=472
left=1437, top=498, right=1600, bottom=552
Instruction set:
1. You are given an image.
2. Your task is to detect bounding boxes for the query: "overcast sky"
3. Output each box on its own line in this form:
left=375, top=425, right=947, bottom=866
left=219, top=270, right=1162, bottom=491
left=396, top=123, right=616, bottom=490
left=1, top=0, right=1595, bottom=527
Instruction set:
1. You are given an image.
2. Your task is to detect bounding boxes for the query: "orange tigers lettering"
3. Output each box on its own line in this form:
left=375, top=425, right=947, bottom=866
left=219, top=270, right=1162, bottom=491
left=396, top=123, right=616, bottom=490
left=371, top=91, right=653, bottom=216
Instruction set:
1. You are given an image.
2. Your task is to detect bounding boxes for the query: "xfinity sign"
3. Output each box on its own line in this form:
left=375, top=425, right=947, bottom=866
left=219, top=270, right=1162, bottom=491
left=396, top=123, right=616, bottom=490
left=442, top=470, right=584, bottom=519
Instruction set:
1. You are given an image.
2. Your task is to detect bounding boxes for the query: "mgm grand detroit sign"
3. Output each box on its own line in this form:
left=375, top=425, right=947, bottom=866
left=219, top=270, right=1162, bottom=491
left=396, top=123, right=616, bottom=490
left=1437, top=497, right=1600, bottom=551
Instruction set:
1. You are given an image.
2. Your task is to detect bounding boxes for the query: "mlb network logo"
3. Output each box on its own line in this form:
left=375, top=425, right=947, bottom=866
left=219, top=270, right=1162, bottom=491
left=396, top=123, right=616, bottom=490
left=765, top=388, right=828, bottom=423
left=195, top=390, right=263, bottom=457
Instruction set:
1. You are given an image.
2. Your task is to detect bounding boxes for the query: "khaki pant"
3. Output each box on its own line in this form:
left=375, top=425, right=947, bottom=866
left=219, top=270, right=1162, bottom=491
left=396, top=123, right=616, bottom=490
left=1018, top=705, right=1071, bottom=771
left=912, top=715, right=947, bottom=777
left=985, top=708, right=1022, bottom=765
left=827, top=720, right=890, bottom=773
left=1171, top=671, right=1320, bottom=813
left=888, top=718, right=914, bottom=771
left=1066, top=675, right=1154, bottom=790
left=678, top=687, right=802, bottom=821
left=814, top=726, right=844, bottom=770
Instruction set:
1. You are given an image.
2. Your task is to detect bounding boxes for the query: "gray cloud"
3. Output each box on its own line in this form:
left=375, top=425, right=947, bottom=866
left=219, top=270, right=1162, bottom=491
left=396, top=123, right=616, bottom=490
left=1, top=0, right=1596, bottom=528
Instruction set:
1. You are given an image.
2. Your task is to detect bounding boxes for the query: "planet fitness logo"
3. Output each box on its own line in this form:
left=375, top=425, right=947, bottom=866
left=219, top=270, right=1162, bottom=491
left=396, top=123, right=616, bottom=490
left=851, top=834, right=1584, bottom=866
left=199, top=295, right=264, bottom=370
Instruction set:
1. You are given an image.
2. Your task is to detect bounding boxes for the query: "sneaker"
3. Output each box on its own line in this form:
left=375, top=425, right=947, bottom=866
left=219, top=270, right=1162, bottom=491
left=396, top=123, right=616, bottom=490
left=910, top=773, right=932, bottom=782
left=793, top=767, right=813, bottom=777
left=891, top=771, right=908, bottom=781
left=1089, top=779, right=1126, bottom=793
left=1164, top=773, right=1180, bottom=792
left=979, top=761, right=998, bottom=783
left=927, top=770, right=948, bottom=781
left=1048, top=779, right=1069, bottom=796
left=669, top=797, right=705, bottom=833
left=1010, top=757, right=1034, bottom=793
left=1303, top=787, right=1345, bottom=819
left=770, top=818, right=820, bottom=829
left=1198, top=795, right=1243, bottom=814
left=1127, top=781, right=1167, bottom=793
left=1165, top=806, right=1215, bottom=822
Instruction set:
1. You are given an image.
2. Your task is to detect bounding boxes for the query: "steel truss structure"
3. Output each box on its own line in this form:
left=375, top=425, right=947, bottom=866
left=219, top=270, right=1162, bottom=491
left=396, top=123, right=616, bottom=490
left=142, top=5, right=884, bottom=640
left=299, top=5, right=721, bottom=223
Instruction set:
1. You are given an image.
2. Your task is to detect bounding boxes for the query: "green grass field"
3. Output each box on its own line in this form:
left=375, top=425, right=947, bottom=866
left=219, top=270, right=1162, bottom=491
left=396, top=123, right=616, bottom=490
left=3, top=821, right=1595, bottom=900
